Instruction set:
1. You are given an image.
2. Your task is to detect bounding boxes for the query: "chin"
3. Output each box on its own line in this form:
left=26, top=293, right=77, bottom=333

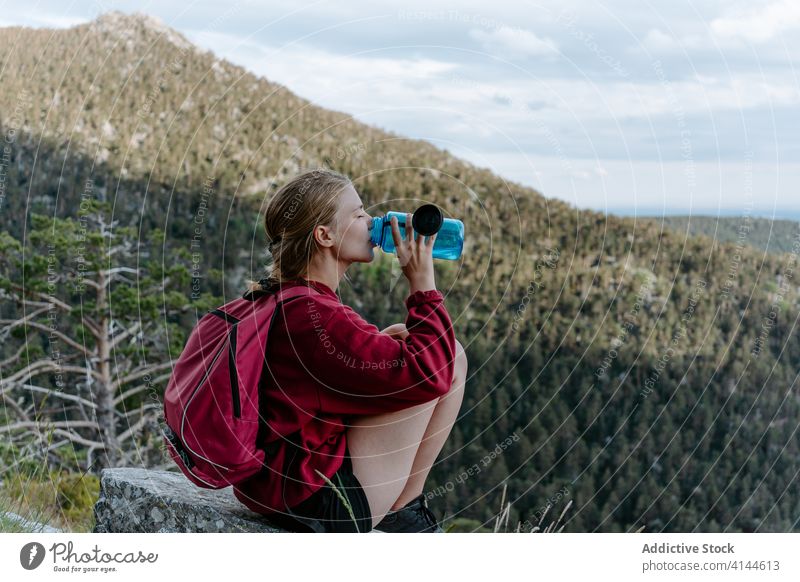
left=342, top=249, right=374, bottom=263
left=356, top=244, right=375, bottom=263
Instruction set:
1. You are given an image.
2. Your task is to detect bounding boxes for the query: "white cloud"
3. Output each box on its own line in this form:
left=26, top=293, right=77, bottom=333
left=0, top=11, right=86, bottom=29
left=469, top=25, right=558, bottom=58
left=711, top=0, right=800, bottom=43
left=642, top=29, right=677, bottom=52
left=640, top=2, right=800, bottom=56
left=456, top=73, right=800, bottom=123
left=467, top=154, right=798, bottom=213
left=184, top=29, right=461, bottom=114
left=640, top=28, right=709, bottom=54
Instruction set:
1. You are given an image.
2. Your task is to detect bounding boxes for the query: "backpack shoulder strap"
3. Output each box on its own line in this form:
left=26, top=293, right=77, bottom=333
left=242, top=279, right=327, bottom=303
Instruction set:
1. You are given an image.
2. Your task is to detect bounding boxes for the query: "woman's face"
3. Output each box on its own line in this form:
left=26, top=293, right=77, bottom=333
left=333, top=184, right=375, bottom=263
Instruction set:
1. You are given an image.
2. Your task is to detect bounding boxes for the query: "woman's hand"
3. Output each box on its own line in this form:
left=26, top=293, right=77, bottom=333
left=390, top=213, right=437, bottom=293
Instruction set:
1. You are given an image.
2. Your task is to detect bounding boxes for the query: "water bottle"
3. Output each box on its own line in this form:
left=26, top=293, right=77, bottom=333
left=370, top=204, right=464, bottom=260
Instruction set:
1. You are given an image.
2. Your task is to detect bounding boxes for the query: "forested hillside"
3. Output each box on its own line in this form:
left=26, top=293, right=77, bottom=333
left=649, top=215, right=800, bottom=256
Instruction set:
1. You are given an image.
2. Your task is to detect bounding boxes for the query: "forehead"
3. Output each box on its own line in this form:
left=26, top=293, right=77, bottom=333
left=339, top=184, right=361, bottom=209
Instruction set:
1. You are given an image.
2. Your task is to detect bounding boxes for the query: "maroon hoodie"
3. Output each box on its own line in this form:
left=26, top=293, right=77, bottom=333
left=233, top=276, right=457, bottom=514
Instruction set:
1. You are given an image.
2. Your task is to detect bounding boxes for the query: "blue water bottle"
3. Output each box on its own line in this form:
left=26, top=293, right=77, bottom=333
left=370, top=204, right=464, bottom=260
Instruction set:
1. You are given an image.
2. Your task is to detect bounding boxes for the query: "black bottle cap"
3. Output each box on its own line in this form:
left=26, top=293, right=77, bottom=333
left=412, top=204, right=444, bottom=236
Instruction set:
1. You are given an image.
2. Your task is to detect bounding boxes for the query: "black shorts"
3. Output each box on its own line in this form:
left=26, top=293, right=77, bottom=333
left=276, top=448, right=373, bottom=533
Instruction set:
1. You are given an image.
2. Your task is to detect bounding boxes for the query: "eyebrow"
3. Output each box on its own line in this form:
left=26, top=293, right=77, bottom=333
left=352, top=204, right=363, bottom=212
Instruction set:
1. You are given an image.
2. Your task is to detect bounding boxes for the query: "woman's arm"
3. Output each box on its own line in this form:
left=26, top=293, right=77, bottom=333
left=289, top=290, right=457, bottom=416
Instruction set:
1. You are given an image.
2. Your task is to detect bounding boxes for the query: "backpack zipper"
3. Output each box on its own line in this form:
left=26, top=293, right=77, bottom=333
left=228, top=323, right=241, bottom=418
left=208, top=309, right=243, bottom=419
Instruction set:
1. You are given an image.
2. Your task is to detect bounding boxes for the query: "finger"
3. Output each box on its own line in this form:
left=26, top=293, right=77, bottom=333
left=428, top=231, right=437, bottom=247
left=405, top=213, right=413, bottom=246
left=390, top=216, right=402, bottom=250
left=411, top=214, right=425, bottom=249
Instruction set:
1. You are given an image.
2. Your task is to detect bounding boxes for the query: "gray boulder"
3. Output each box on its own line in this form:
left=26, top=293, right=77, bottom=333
left=92, top=468, right=286, bottom=532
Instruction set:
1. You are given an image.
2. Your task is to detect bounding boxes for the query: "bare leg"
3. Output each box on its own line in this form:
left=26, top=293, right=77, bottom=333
left=346, top=324, right=467, bottom=527
left=390, top=355, right=466, bottom=509
left=347, top=399, right=439, bottom=528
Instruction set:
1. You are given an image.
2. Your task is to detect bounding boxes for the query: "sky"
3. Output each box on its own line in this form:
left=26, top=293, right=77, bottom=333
left=2, top=0, right=799, bottom=218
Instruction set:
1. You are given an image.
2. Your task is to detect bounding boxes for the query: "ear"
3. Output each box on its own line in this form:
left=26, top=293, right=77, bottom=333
left=313, top=223, right=336, bottom=249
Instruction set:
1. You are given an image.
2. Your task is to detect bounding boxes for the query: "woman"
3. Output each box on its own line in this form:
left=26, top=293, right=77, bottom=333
left=232, top=168, right=467, bottom=533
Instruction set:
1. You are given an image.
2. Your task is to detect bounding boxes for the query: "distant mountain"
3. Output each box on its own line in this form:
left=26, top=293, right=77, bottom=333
left=1, top=12, right=798, bottom=532
left=643, top=215, right=800, bottom=256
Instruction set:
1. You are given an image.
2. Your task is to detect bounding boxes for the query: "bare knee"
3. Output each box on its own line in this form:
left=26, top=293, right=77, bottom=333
left=454, top=339, right=467, bottom=378
left=437, top=339, right=467, bottom=401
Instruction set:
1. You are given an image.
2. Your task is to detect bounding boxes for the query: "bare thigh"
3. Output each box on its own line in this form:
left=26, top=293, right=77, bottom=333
left=346, top=398, right=439, bottom=528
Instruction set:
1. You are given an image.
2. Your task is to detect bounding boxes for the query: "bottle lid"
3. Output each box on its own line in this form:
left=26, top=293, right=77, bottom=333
left=412, top=204, right=444, bottom=236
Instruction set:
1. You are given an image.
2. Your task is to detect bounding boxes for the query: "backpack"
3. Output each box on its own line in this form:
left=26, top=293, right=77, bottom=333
left=161, top=281, right=323, bottom=489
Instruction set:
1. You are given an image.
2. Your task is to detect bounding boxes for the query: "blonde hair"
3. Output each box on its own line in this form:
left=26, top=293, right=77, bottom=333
left=246, top=167, right=353, bottom=293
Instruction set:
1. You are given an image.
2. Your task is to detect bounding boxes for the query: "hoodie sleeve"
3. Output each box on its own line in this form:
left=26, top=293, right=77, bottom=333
left=294, top=289, right=457, bottom=416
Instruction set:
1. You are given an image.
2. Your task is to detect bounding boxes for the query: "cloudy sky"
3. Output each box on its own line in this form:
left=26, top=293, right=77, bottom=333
left=3, top=0, right=799, bottom=217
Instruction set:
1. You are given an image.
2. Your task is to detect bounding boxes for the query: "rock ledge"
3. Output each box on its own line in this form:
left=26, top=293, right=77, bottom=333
left=92, top=468, right=285, bottom=533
